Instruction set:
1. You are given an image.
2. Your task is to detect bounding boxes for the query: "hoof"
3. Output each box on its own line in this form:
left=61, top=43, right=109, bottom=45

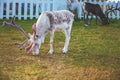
left=48, top=50, right=54, bottom=54
left=62, top=49, right=68, bottom=54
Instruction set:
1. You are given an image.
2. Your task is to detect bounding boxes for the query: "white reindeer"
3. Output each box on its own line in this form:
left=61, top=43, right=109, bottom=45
left=3, top=10, right=74, bottom=55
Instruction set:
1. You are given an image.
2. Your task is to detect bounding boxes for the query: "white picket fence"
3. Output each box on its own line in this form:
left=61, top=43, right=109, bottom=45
left=0, top=0, right=120, bottom=20
left=0, top=0, right=66, bottom=20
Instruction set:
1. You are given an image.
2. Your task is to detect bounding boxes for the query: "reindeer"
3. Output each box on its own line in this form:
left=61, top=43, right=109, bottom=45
left=3, top=10, right=74, bottom=55
left=67, top=0, right=109, bottom=26
left=82, top=2, right=109, bottom=26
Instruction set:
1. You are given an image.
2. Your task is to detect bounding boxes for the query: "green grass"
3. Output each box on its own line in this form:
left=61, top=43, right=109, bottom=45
left=0, top=19, right=120, bottom=80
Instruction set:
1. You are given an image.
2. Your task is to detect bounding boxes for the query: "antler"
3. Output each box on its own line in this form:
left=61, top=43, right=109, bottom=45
left=3, top=16, right=30, bottom=39
left=106, top=3, right=120, bottom=17
left=15, top=39, right=29, bottom=50
left=2, top=16, right=30, bottom=49
left=105, top=4, right=116, bottom=18
left=113, top=3, right=120, bottom=16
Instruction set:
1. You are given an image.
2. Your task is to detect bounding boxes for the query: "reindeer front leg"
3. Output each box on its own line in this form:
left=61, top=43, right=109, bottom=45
left=48, top=30, right=54, bottom=54
left=41, top=36, right=45, bottom=43
left=63, top=28, right=71, bottom=53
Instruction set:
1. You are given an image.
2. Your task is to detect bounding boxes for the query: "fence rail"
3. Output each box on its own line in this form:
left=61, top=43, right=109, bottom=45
left=0, top=0, right=55, bottom=20
left=0, top=0, right=120, bottom=20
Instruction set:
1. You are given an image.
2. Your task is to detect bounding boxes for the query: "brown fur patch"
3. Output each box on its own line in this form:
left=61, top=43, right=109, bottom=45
left=46, top=10, right=74, bottom=28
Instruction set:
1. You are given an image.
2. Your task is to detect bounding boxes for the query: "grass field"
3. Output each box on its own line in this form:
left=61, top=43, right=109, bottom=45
left=0, top=19, right=120, bottom=80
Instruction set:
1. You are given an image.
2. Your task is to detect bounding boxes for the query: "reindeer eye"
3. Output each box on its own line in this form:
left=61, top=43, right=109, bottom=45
left=36, top=35, right=39, bottom=38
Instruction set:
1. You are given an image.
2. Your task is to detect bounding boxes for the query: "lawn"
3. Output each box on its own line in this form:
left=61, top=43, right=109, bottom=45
left=0, top=19, right=120, bottom=80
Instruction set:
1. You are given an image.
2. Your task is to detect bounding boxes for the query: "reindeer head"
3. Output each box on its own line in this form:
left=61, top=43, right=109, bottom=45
left=25, top=23, right=41, bottom=55
left=3, top=17, right=41, bottom=55
left=101, top=17, right=109, bottom=25
left=99, top=12, right=109, bottom=25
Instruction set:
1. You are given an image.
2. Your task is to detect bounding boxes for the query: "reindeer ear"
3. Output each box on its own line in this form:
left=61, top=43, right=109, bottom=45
left=32, top=23, right=36, bottom=33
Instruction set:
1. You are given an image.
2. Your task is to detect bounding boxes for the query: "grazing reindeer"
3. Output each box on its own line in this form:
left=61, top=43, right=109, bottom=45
left=3, top=10, right=74, bottom=55
left=82, top=2, right=109, bottom=26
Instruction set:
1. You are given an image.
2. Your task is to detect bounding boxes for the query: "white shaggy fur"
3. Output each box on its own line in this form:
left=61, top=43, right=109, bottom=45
left=27, top=10, right=74, bottom=55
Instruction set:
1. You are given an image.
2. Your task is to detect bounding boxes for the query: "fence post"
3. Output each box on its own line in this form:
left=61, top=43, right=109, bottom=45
left=89, top=0, right=92, bottom=3
left=6, top=0, right=10, bottom=19
left=24, top=0, right=27, bottom=20
left=53, top=0, right=57, bottom=11
left=112, top=1, right=116, bottom=19
left=41, top=0, right=44, bottom=12
left=12, top=1, right=15, bottom=17
left=35, top=0, right=39, bottom=19
left=103, top=1, right=106, bottom=13
left=117, top=10, right=119, bottom=19
left=78, top=1, right=82, bottom=19
left=0, top=1, right=3, bottom=19
left=47, top=0, right=50, bottom=11
left=30, top=0, right=33, bottom=19
left=18, top=1, right=22, bottom=20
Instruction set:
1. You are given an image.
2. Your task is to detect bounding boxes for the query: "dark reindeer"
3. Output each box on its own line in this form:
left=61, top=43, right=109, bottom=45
left=82, top=2, right=109, bottom=26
